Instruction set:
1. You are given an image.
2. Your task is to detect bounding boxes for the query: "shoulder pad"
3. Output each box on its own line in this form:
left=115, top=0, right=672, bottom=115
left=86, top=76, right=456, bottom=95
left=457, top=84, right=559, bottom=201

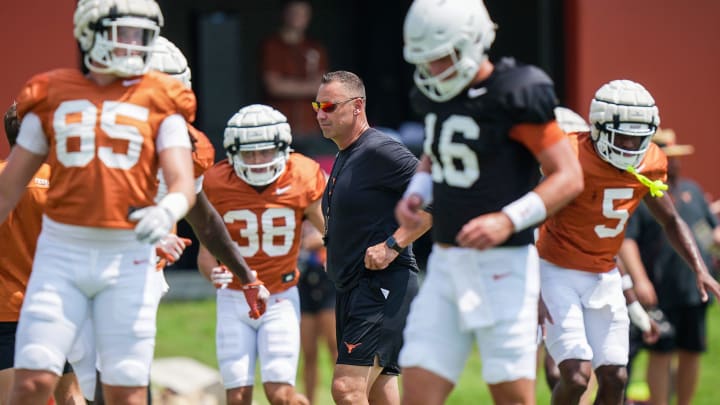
left=144, top=71, right=197, bottom=123
left=490, top=59, right=557, bottom=123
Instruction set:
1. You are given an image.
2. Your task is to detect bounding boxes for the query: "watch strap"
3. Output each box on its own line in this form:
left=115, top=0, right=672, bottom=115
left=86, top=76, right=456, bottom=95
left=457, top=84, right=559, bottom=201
left=385, top=235, right=405, bottom=253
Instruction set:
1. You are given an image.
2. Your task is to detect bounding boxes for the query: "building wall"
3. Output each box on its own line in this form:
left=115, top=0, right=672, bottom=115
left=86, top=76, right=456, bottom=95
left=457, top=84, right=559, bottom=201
left=0, top=1, right=78, bottom=158
left=2, top=1, right=718, bottom=201
left=566, top=0, right=720, bottom=199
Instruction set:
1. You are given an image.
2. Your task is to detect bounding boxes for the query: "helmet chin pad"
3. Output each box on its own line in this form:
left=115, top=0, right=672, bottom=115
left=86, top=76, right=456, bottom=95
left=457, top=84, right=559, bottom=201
left=230, top=145, right=289, bottom=186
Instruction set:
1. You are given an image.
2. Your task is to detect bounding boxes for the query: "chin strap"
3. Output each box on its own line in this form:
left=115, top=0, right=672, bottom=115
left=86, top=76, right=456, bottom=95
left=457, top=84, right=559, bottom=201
left=626, top=165, right=668, bottom=198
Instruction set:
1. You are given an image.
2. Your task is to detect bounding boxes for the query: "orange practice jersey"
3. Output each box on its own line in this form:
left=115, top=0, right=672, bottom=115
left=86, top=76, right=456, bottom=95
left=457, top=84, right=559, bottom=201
left=0, top=162, right=50, bottom=321
left=203, top=153, right=325, bottom=294
left=537, top=132, right=667, bottom=273
left=189, top=125, right=215, bottom=178
left=15, top=69, right=196, bottom=229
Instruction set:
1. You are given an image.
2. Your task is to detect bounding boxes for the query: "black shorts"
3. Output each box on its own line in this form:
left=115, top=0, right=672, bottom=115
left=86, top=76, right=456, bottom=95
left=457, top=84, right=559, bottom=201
left=335, top=268, right=418, bottom=375
left=646, top=304, right=708, bottom=353
left=299, top=263, right=336, bottom=314
left=0, top=322, right=73, bottom=373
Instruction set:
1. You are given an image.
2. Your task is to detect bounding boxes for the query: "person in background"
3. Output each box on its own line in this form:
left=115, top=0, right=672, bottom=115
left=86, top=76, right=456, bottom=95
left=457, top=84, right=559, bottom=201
left=261, top=0, right=331, bottom=156
left=0, top=103, right=85, bottom=405
left=396, top=1, right=583, bottom=404
left=619, top=128, right=720, bottom=405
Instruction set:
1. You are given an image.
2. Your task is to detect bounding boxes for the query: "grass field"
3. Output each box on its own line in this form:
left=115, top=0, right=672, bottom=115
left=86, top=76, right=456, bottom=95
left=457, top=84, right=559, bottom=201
left=156, top=299, right=720, bottom=404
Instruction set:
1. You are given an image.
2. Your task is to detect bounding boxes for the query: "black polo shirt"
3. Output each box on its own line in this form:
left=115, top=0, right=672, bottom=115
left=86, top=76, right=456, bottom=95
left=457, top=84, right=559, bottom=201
left=322, top=128, right=419, bottom=292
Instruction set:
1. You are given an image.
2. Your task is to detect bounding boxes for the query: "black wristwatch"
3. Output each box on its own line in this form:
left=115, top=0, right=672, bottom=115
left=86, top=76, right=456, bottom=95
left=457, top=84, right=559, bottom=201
left=385, top=235, right=405, bottom=253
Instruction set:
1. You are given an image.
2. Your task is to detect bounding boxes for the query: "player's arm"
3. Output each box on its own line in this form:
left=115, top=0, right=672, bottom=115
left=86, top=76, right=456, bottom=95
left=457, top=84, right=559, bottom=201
left=0, top=145, right=45, bottom=223
left=528, top=136, right=583, bottom=218
left=644, top=193, right=720, bottom=302
left=1, top=108, right=48, bottom=223
left=396, top=154, right=432, bottom=230
left=304, top=197, right=325, bottom=235
left=158, top=146, right=196, bottom=209
left=618, top=239, right=657, bottom=307
left=365, top=209, right=432, bottom=271
left=185, top=191, right=256, bottom=284
left=617, top=254, right=659, bottom=342
left=197, top=233, right=268, bottom=319
left=196, top=243, right=217, bottom=282
left=456, top=128, right=583, bottom=249
left=130, top=115, right=196, bottom=244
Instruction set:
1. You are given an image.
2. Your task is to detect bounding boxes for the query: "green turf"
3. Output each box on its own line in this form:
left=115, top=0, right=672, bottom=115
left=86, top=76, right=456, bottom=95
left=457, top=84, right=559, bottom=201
left=155, top=299, right=720, bottom=404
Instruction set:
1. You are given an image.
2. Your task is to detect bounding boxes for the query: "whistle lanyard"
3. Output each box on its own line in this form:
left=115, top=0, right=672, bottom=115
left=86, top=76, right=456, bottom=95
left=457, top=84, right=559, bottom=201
left=323, top=151, right=349, bottom=245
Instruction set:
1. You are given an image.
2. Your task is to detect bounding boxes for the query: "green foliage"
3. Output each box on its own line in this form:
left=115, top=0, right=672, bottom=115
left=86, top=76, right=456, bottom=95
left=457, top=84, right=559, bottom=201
left=156, top=300, right=720, bottom=404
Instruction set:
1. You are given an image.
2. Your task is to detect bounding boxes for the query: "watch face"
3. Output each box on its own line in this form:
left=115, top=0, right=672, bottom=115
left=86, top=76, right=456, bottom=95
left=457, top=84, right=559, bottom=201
left=386, top=236, right=403, bottom=253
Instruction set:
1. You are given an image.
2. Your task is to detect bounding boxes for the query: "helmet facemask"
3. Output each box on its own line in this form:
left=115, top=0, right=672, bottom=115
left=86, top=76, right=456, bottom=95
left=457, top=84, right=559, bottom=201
left=86, top=16, right=160, bottom=77
left=223, top=104, right=293, bottom=187
left=593, top=121, right=656, bottom=170
left=410, top=43, right=483, bottom=102
left=403, top=0, right=496, bottom=102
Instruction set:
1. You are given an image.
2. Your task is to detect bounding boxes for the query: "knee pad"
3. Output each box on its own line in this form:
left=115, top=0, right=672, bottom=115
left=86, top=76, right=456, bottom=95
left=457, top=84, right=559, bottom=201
left=102, top=359, right=149, bottom=386
left=15, top=344, right=64, bottom=376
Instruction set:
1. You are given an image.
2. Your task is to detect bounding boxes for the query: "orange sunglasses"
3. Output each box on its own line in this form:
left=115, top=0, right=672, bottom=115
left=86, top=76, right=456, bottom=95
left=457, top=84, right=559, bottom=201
left=311, top=97, right=363, bottom=113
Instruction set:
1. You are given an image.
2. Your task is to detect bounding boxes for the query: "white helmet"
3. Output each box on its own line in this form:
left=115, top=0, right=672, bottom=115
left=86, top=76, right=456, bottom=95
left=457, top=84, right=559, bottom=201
left=403, top=0, right=496, bottom=102
left=554, top=106, right=590, bottom=134
left=149, top=36, right=192, bottom=88
left=74, top=0, right=163, bottom=77
left=223, top=104, right=292, bottom=186
left=589, top=80, right=660, bottom=170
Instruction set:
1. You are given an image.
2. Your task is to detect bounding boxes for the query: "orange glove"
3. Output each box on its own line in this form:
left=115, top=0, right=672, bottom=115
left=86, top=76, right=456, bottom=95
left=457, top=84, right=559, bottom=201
left=241, top=273, right=270, bottom=319
left=155, top=234, right=192, bottom=265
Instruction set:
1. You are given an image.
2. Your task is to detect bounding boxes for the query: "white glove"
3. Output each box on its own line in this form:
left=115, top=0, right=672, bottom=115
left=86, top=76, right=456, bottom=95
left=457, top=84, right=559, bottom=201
left=211, top=266, right=234, bottom=289
left=129, top=206, right=174, bottom=245
left=627, top=301, right=652, bottom=333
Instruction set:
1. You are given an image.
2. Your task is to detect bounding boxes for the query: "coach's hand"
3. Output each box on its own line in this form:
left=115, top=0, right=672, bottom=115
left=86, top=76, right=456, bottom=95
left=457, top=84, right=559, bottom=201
left=130, top=205, right=175, bottom=244
left=365, top=241, right=398, bottom=270
left=242, top=271, right=270, bottom=319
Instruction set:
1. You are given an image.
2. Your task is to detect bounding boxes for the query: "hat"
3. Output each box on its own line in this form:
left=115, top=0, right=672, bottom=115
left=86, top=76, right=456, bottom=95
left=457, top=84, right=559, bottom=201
left=652, top=128, right=694, bottom=157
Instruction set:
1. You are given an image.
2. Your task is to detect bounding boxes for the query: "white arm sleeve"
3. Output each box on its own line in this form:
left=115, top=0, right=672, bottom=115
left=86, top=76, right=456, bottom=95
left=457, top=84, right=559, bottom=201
left=156, top=114, right=191, bottom=151
left=194, top=175, right=204, bottom=195
left=15, top=112, right=49, bottom=155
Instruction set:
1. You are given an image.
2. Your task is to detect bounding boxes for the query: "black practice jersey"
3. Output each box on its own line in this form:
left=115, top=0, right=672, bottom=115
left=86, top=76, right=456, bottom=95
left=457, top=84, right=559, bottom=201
left=322, top=128, right=419, bottom=292
left=411, top=58, right=558, bottom=246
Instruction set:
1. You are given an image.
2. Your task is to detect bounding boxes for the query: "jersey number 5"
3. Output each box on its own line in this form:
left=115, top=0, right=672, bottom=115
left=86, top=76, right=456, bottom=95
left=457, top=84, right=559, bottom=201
left=594, top=188, right=634, bottom=238
left=53, top=100, right=147, bottom=169
left=424, top=113, right=480, bottom=188
left=223, top=208, right=296, bottom=257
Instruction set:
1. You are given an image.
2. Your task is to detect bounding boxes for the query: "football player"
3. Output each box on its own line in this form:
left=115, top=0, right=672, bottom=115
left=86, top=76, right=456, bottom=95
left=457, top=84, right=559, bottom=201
left=197, top=104, right=324, bottom=405
left=395, top=1, right=584, bottom=404
left=536, top=79, right=720, bottom=405
left=66, top=35, right=267, bottom=404
left=0, top=0, right=198, bottom=403
left=0, top=104, right=85, bottom=404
